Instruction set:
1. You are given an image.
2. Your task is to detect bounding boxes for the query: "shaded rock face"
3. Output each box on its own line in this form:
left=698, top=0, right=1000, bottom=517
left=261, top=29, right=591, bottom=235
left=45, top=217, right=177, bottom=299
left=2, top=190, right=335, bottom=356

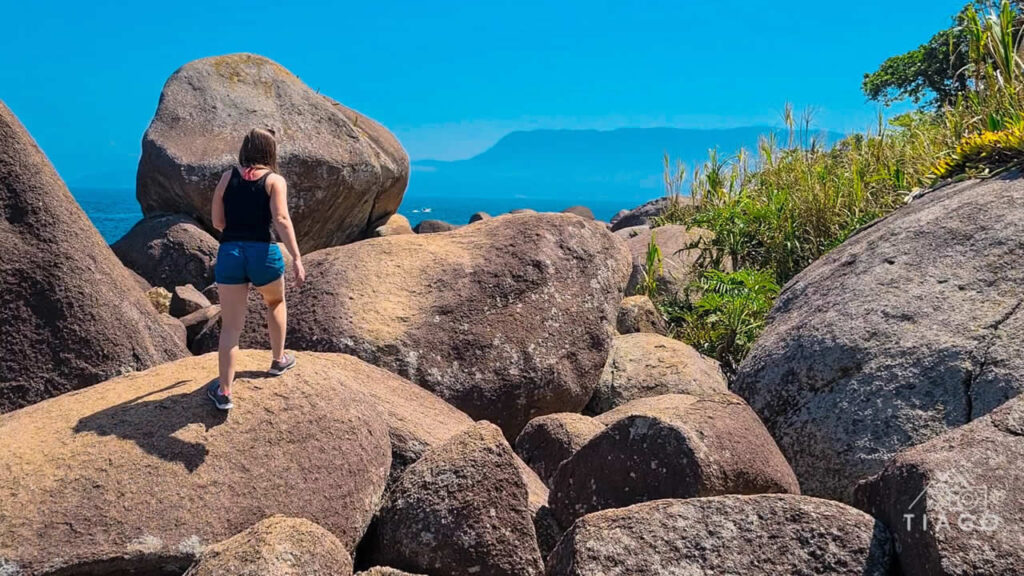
left=612, top=224, right=648, bottom=240
left=561, top=206, right=595, bottom=220
left=181, top=304, right=221, bottom=352
left=733, top=175, right=1024, bottom=502
left=585, top=333, right=728, bottom=415
left=201, top=283, right=219, bottom=304
left=615, top=295, right=666, bottom=335
left=412, top=219, right=457, bottom=234
left=358, top=569, right=425, bottom=576
left=547, top=495, right=894, bottom=576
left=284, top=213, right=631, bottom=439
left=855, top=395, right=1024, bottom=576
left=183, top=516, right=353, bottom=576
left=624, top=224, right=712, bottom=298
left=514, top=413, right=605, bottom=487
left=370, top=422, right=545, bottom=576
left=0, top=101, right=188, bottom=414
left=609, top=197, right=669, bottom=231
left=170, top=284, right=212, bottom=318
left=551, top=393, right=799, bottom=526
left=0, top=351, right=394, bottom=575
left=353, top=362, right=475, bottom=487
left=112, top=214, right=218, bottom=291
left=137, top=53, right=409, bottom=252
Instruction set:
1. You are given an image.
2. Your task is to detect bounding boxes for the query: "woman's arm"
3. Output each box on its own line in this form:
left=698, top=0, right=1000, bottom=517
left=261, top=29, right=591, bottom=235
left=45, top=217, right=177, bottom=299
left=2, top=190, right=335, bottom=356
left=267, top=174, right=305, bottom=286
left=211, top=171, right=230, bottom=232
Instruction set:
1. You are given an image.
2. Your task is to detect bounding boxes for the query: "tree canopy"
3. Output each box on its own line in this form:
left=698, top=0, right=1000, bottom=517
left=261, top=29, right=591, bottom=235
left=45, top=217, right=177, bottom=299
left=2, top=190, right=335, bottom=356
left=863, top=2, right=1022, bottom=108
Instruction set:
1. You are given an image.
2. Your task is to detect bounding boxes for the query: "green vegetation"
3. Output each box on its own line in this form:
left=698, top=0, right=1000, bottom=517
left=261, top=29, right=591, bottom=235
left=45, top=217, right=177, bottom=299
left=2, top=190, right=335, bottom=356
left=636, top=232, right=663, bottom=300
left=641, top=1, right=1024, bottom=372
left=862, top=1, right=1022, bottom=108
left=659, top=269, right=779, bottom=373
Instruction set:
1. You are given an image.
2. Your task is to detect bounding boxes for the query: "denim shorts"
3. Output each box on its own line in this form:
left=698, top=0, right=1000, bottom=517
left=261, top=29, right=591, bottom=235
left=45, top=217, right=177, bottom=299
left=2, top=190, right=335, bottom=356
left=215, top=242, right=286, bottom=287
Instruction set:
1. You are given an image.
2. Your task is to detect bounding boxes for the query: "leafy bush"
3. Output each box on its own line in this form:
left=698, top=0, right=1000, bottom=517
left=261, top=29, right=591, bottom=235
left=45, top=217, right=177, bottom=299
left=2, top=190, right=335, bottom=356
left=659, top=269, right=779, bottom=374
left=648, top=1, right=1024, bottom=371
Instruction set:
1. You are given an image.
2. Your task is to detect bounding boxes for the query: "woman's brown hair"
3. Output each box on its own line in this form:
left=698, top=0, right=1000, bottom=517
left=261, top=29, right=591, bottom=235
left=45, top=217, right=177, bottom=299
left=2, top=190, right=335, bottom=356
left=238, top=128, right=278, bottom=172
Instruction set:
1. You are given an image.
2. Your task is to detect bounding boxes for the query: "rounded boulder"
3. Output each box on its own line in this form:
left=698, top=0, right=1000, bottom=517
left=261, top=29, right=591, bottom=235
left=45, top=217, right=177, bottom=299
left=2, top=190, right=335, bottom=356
left=551, top=393, right=799, bottom=526
left=585, top=332, right=728, bottom=415
left=514, top=413, right=605, bottom=487
left=183, top=516, right=353, bottom=576
left=734, top=175, right=1024, bottom=502
left=284, top=213, right=631, bottom=439
left=137, top=53, right=409, bottom=252
left=112, top=213, right=219, bottom=291
left=855, top=395, right=1024, bottom=576
left=0, top=351, right=394, bottom=574
left=369, top=422, right=545, bottom=576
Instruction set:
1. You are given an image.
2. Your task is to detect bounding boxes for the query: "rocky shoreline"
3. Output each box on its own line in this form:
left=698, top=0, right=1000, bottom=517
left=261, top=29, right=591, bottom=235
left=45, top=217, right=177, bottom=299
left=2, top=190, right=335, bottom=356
left=1, top=53, right=1022, bottom=576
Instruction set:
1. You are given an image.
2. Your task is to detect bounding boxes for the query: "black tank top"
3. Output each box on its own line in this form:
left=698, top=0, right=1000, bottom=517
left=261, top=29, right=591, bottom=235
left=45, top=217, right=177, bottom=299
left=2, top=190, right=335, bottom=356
left=220, top=167, right=274, bottom=243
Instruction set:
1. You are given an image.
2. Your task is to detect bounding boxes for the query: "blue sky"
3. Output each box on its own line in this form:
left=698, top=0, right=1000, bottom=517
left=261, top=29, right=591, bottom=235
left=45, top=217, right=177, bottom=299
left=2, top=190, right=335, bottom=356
left=2, top=0, right=965, bottom=185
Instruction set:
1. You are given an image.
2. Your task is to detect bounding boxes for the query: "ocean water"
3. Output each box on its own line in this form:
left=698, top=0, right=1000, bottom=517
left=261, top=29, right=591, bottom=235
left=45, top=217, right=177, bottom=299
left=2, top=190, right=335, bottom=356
left=72, top=187, right=642, bottom=244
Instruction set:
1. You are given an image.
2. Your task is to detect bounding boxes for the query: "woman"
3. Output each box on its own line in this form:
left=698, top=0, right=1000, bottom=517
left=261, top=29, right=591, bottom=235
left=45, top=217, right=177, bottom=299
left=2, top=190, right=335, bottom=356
left=207, top=128, right=306, bottom=410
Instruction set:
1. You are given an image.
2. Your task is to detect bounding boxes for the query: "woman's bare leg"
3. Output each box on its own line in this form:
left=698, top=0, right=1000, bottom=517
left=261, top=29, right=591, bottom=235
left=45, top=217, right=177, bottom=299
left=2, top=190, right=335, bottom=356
left=256, top=277, right=286, bottom=362
left=217, top=283, right=250, bottom=395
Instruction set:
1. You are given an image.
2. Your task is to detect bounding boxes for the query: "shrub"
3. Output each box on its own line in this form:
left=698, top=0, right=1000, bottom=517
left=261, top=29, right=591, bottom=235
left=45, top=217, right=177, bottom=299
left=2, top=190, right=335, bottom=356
left=659, top=269, right=779, bottom=374
left=649, top=1, right=1024, bottom=371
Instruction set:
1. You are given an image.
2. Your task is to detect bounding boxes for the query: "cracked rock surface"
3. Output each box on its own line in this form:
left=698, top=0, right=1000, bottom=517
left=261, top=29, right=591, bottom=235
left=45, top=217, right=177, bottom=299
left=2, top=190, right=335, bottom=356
left=548, top=495, right=894, bottom=576
left=734, top=175, right=1024, bottom=502
left=855, top=395, right=1024, bottom=576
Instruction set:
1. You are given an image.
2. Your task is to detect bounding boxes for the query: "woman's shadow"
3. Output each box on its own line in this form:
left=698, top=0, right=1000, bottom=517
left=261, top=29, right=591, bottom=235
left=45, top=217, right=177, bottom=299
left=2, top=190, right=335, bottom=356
left=71, top=375, right=265, bottom=473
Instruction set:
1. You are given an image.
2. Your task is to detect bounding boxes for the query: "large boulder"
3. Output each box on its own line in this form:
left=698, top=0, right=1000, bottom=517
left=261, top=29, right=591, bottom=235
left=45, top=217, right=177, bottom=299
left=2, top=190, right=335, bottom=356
left=112, top=213, right=219, bottom=291
left=514, top=413, right=605, bottom=487
left=623, top=224, right=713, bottom=298
left=283, top=213, right=631, bottom=439
left=733, top=175, right=1024, bottom=502
left=0, top=351, right=397, bottom=574
left=551, top=393, right=799, bottom=526
left=137, top=53, right=409, bottom=252
left=585, top=332, right=728, bottom=415
left=183, top=516, right=353, bottom=576
left=547, top=495, right=894, bottom=576
left=369, top=422, right=545, bottom=576
left=0, top=101, right=188, bottom=414
left=855, top=395, right=1024, bottom=576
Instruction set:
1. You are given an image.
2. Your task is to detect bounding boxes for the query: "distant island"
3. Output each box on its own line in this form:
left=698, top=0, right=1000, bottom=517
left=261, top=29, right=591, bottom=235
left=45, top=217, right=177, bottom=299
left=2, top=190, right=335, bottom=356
left=409, top=126, right=846, bottom=210
left=74, top=125, right=846, bottom=241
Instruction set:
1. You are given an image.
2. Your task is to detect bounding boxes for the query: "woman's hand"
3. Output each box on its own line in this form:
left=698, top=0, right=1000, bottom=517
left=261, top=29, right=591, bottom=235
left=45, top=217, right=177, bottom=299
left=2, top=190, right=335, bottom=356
left=293, top=258, right=306, bottom=288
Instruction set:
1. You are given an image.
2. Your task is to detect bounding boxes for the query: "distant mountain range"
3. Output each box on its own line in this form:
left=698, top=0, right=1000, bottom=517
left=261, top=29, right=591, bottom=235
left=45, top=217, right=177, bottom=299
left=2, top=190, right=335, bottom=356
left=68, top=125, right=850, bottom=225
left=408, top=126, right=847, bottom=209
